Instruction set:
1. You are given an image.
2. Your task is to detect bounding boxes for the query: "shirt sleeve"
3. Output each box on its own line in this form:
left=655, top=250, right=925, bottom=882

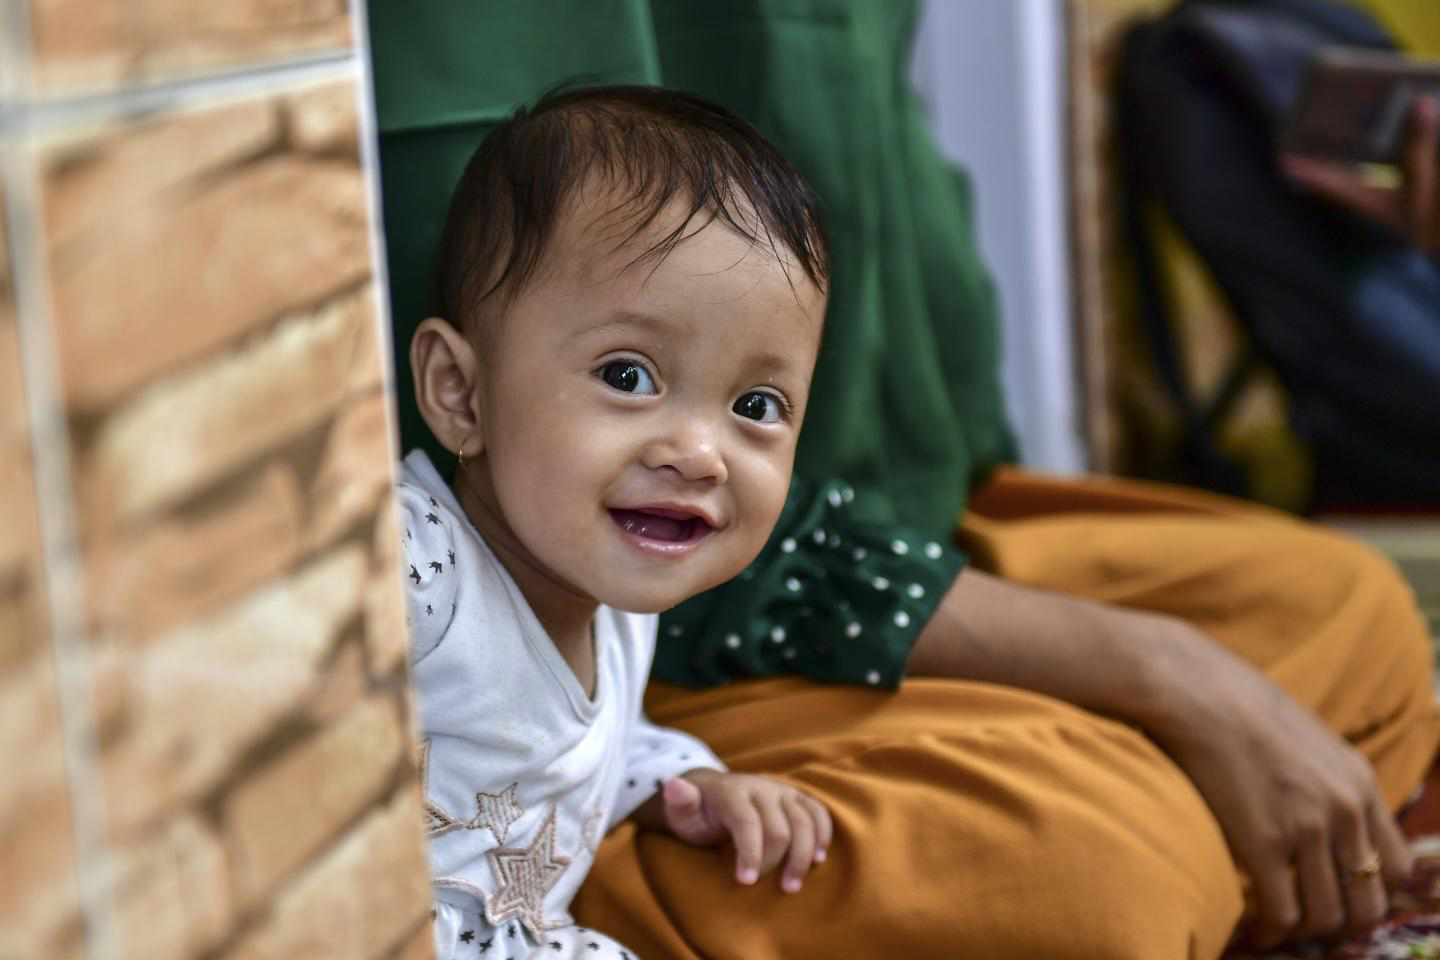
left=653, top=474, right=968, bottom=690
left=396, top=481, right=460, bottom=664
left=608, top=714, right=727, bottom=829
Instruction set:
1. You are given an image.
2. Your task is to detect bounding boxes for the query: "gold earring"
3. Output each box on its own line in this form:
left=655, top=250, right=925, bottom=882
left=457, top=434, right=473, bottom=469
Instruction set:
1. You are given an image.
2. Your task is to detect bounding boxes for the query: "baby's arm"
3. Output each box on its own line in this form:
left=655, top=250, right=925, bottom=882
left=617, top=718, right=832, bottom=893
left=396, top=482, right=458, bottom=663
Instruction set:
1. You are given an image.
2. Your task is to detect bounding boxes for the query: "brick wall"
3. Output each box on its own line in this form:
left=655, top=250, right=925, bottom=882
left=0, top=3, right=435, bottom=958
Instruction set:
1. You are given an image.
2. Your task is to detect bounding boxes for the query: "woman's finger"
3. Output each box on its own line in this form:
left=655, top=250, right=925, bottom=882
left=1293, top=831, right=1345, bottom=942
left=780, top=795, right=816, bottom=892
left=1247, top=851, right=1302, bottom=950
left=1366, top=791, right=1412, bottom=892
left=1332, top=795, right=1387, bottom=940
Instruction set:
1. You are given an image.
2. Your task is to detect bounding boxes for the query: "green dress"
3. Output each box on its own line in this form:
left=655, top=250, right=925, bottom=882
left=370, top=0, right=1015, bottom=688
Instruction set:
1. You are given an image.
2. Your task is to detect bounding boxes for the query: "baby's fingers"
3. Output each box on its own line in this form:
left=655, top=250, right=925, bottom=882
left=720, top=799, right=764, bottom=885
left=780, top=795, right=816, bottom=893
left=755, top=791, right=793, bottom=879
left=804, top=794, right=832, bottom=863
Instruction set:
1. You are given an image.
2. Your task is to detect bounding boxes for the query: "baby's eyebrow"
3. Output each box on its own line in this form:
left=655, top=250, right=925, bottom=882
left=568, top=309, right=674, bottom=342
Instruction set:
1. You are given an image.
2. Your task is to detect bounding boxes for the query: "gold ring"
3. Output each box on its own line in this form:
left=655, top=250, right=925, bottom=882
left=1344, top=852, right=1381, bottom=885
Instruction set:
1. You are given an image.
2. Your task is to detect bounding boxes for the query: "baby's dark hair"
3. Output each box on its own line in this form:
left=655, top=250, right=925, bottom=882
left=431, top=83, right=830, bottom=330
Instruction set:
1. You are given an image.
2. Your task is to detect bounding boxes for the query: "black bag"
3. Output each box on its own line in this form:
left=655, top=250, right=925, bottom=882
left=1118, top=0, right=1440, bottom=509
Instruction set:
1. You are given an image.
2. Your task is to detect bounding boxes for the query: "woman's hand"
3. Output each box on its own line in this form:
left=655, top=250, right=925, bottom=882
left=1144, top=628, right=1410, bottom=950
left=909, top=569, right=1410, bottom=949
left=1281, top=94, right=1440, bottom=252
left=657, top=770, right=832, bottom=893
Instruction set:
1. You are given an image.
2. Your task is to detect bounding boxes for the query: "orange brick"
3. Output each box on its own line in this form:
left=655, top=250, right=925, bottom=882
left=29, top=0, right=352, bottom=96
left=222, top=695, right=405, bottom=908
left=0, top=199, right=50, bottom=673
left=109, top=814, right=233, bottom=960
left=99, top=545, right=368, bottom=834
left=223, top=785, right=433, bottom=960
left=88, top=461, right=303, bottom=644
left=288, top=79, right=362, bottom=157
left=388, top=921, right=437, bottom=960
left=41, top=98, right=280, bottom=251
left=0, top=658, right=85, bottom=960
left=83, top=285, right=375, bottom=527
left=307, top=387, right=395, bottom=552
left=365, top=496, right=411, bottom=678
left=46, top=151, right=371, bottom=413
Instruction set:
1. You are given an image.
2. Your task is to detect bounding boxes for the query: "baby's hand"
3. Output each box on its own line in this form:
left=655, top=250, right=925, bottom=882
left=660, top=770, right=831, bottom=893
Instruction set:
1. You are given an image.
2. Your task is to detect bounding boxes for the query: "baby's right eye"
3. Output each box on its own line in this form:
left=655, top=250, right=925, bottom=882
left=596, top=360, right=657, bottom=395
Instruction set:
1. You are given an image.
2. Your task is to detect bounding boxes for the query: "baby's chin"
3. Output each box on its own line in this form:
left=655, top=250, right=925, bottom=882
left=595, top=570, right=739, bottom=617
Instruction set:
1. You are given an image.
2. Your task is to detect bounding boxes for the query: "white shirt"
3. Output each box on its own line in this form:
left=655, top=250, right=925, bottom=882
left=399, top=450, right=725, bottom=939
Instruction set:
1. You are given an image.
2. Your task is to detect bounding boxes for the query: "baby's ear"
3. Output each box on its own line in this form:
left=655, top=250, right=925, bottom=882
left=410, top=317, right=484, bottom=458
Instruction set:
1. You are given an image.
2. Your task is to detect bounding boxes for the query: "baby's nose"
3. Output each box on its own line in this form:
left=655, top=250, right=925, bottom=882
left=641, top=423, right=727, bottom=485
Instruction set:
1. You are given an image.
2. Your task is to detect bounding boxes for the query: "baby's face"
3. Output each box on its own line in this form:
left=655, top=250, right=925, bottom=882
left=474, top=199, right=825, bottom=613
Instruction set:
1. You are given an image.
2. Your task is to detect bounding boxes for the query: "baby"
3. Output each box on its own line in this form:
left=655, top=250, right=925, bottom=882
left=398, top=85, right=832, bottom=959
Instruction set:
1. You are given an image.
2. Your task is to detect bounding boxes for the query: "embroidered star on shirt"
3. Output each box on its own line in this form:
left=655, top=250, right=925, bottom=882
left=470, top=782, right=524, bottom=844
left=580, top=809, right=604, bottom=854
left=416, top=739, right=462, bottom=836
left=485, top=808, right=570, bottom=939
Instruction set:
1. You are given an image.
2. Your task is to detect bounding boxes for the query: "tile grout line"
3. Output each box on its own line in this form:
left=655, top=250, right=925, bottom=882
left=2, top=144, right=117, bottom=960
left=0, top=0, right=34, bottom=103
left=348, top=0, right=400, bottom=452
left=349, top=0, right=423, bottom=742
left=0, top=49, right=356, bottom=138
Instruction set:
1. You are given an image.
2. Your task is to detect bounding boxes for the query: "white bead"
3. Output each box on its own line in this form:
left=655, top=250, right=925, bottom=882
left=924, top=542, right=943, bottom=559
left=852, top=547, right=867, bottom=561
left=891, top=539, right=909, bottom=556
left=785, top=577, right=802, bottom=592
left=827, top=489, right=842, bottom=508
left=871, top=576, right=890, bottom=590
left=725, top=633, right=742, bottom=649
left=771, top=626, right=787, bottom=643
left=842, top=486, right=855, bottom=503
left=845, top=622, right=862, bottom=638
left=667, top=624, right=683, bottom=637
left=782, top=647, right=797, bottom=660
left=828, top=533, right=840, bottom=547
left=894, top=610, right=911, bottom=628
left=780, top=538, right=796, bottom=553
left=907, top=583, right=925, bottom=599
left=865, top=670, right=881, bottom=685
left=813, top=528, right=826, bottom=544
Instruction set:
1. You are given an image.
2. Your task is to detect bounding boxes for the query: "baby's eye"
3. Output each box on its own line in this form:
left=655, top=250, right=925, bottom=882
left=597, top=360, right=656, bottom=395
left=733, top=391, right=783, bottom=423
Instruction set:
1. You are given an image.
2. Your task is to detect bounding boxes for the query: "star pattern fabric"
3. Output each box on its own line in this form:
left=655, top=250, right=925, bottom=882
left=579, top=810, right=604, bottom=854
left=471, top=783, right=524, bottom=844
left=440, top=910, right=636, bottom=959
left=418, top=739, right=463, bottom=836
left=485, top=809, right=571, bottom=939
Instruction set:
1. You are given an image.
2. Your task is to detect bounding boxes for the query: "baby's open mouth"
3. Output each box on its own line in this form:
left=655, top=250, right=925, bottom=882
left=609, top=507, right=714, bottom=545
